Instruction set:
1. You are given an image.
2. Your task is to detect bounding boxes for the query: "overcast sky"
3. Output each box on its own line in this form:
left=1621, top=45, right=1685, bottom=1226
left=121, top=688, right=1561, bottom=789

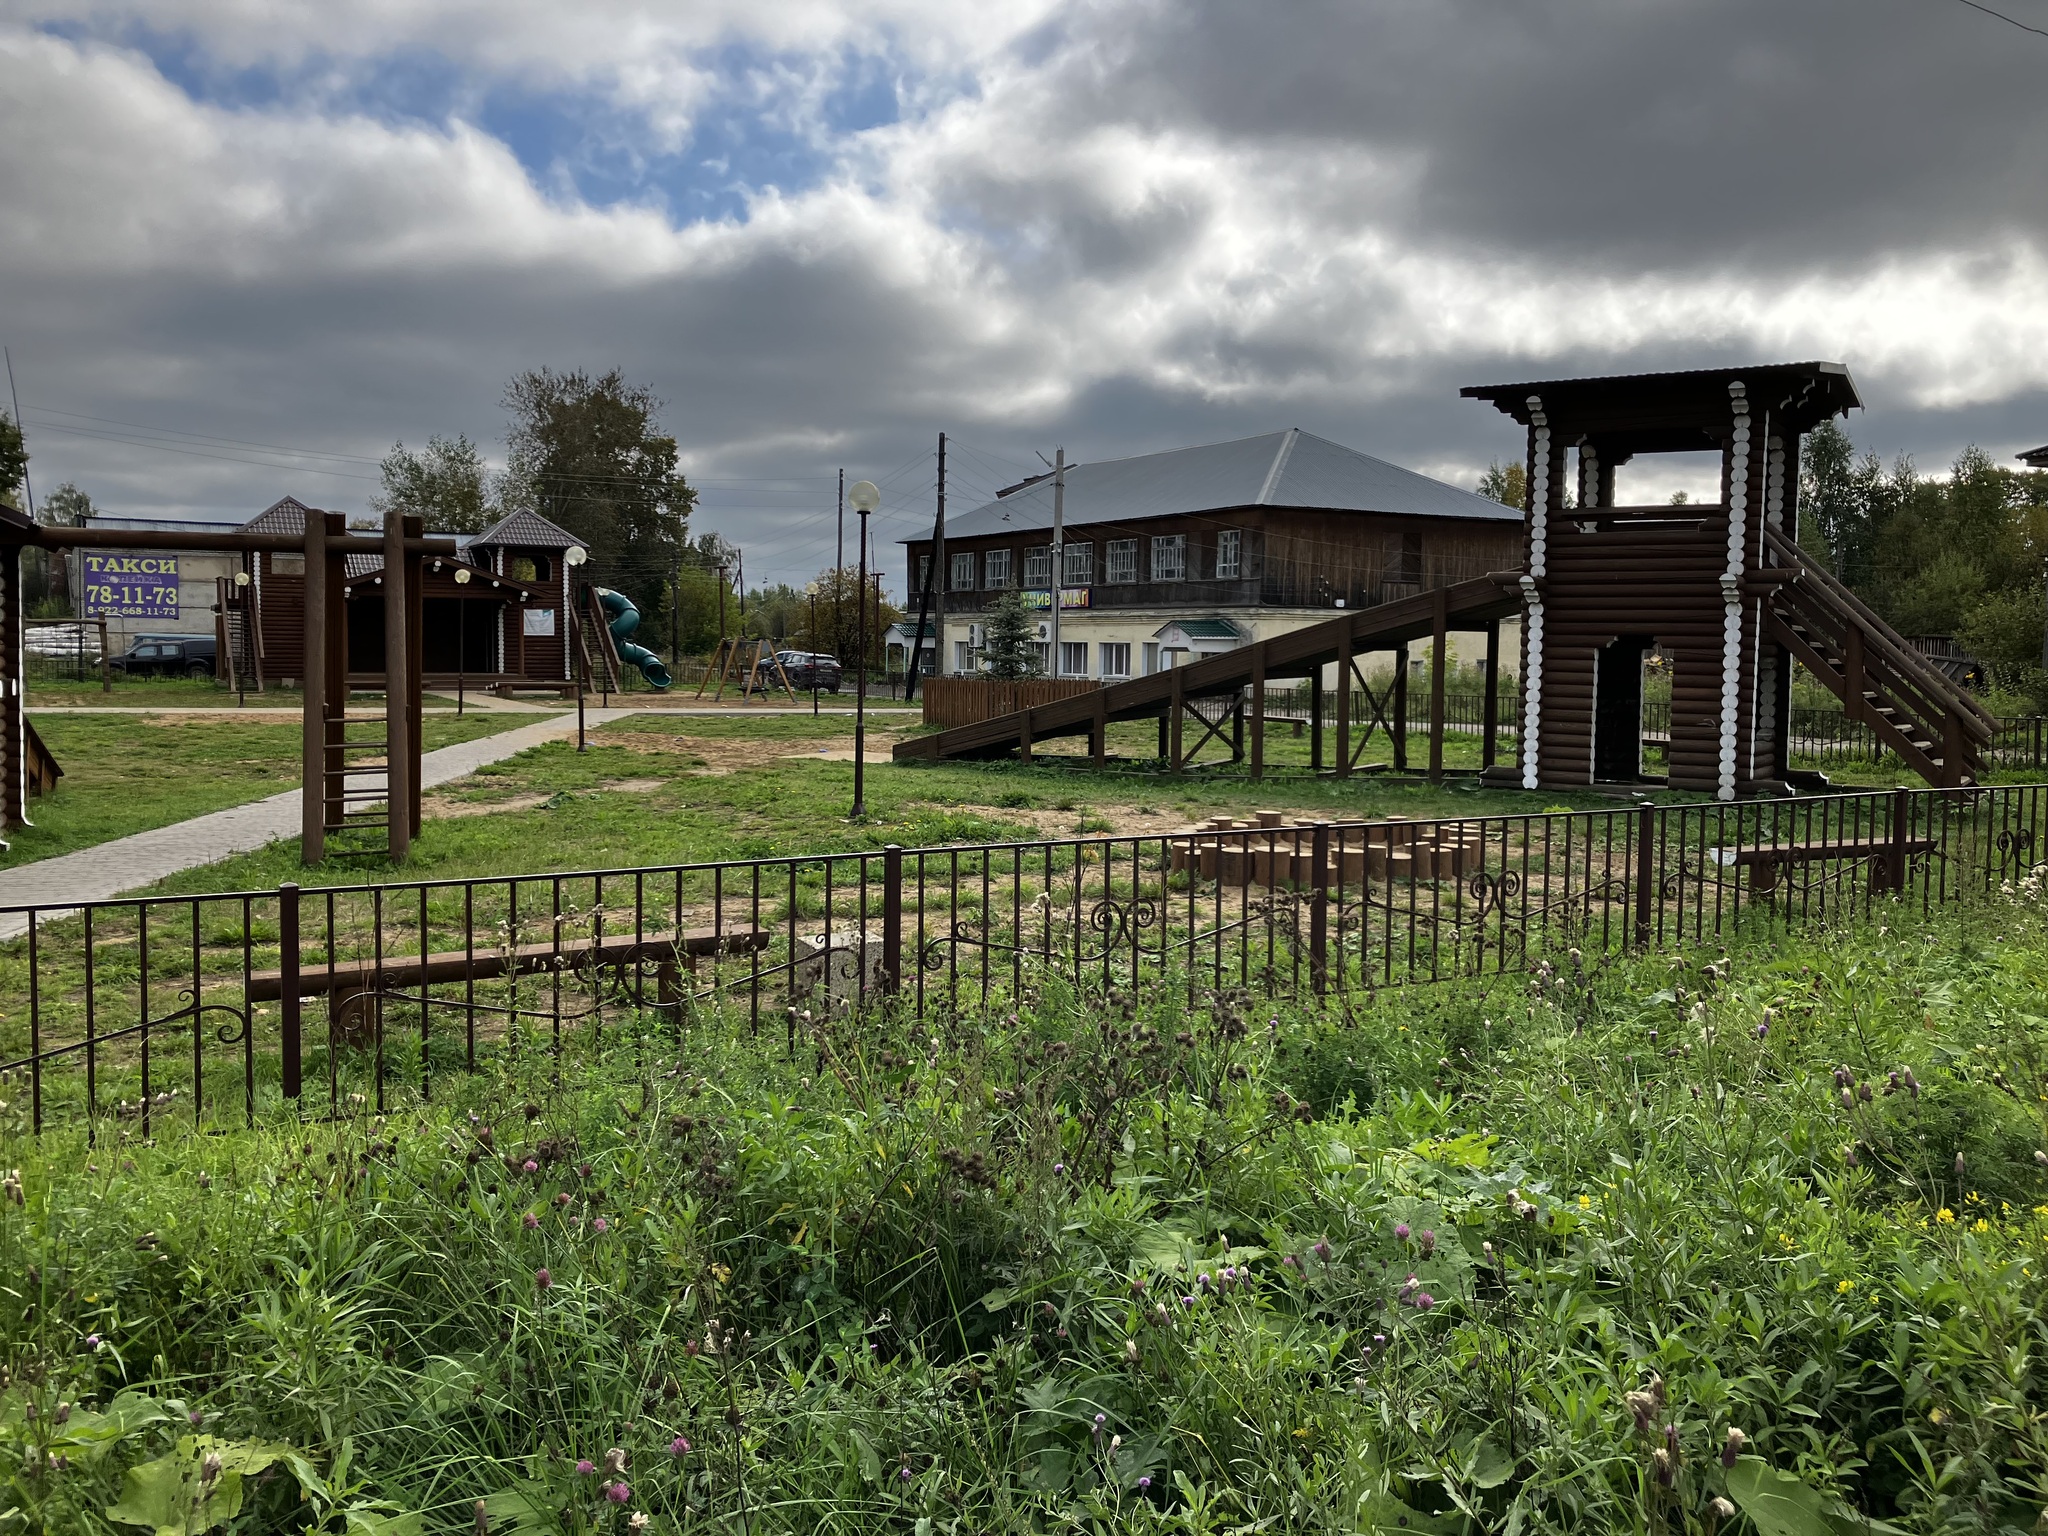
left=3, top=0, right=2046, bottom=593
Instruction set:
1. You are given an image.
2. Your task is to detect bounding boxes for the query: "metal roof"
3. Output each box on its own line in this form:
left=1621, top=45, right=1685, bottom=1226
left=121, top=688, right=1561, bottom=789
left=472, top=508, right=581, bottom=549
left=2020, top=444, right=2048, bottom=469
left=929, top=429, right=1515, bottom=542
left=240, top=496, right=324, bottom=535
left=1155, top=616, right=1245, bottom=641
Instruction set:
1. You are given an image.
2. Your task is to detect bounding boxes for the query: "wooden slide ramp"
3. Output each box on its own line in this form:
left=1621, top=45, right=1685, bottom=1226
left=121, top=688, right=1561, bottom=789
left=893, top=574, right=1522, bottom=772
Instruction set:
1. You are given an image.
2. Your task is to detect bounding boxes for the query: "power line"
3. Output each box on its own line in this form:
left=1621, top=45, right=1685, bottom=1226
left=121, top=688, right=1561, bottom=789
left=1952, top=0, right=2048, bottom=35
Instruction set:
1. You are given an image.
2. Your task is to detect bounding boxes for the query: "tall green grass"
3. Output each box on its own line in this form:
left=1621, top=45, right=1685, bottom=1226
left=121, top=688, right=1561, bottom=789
left=1, top=895, right=2045, bottom=1534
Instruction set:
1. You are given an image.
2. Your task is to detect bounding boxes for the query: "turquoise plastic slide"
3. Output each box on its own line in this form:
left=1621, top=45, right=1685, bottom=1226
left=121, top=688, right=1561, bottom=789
left=593, top=587, right=673, bottom=689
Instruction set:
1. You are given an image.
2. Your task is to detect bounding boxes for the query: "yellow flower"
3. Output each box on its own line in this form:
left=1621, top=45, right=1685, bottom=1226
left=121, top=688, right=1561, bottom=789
left=1972, top=1219, right=1990, bottom=1233
left=1936, top=1208, right=1956, bottom=1224
left=1578, top=1194, right=1592, bottom=1210
left=1778, top=1232, right=1795, bottom=1248
left=1836, top=1280, right=1854, bottom=1293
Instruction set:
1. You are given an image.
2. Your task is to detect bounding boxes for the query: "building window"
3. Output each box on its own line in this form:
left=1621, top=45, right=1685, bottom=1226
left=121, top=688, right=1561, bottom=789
left=1105, top=539, right=1138, bottom=584
left=1395, top=532, right=1423, bottom=585
left=918, top=555, right=932, bottom=592
left=1023, top=546, right=1052, bottom=587
left=1215, top=529, right=1242, bottom=579
left=984, top=548, right=1013, bottom=588
left=1143, top=642, right=1161, bottom=675
left=954, top=640, right=975, bottom=673
left=1151, top=534, right=1186, bottom=582
left=950, top=552, right=976, bottom=591
left=1062, top=543, right=1094, bottom=586
left=1033, top=642, right=1051, bottom=674
left=1059, top=641, right=1089, bottom=677
left=1100, top=642, right=1131, bottom=678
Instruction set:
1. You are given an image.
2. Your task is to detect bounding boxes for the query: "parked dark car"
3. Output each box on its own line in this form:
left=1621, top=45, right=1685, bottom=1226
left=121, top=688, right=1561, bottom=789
left=109, top=635, right=217, bottom=679
left=774, top=650, right=843, bottom=692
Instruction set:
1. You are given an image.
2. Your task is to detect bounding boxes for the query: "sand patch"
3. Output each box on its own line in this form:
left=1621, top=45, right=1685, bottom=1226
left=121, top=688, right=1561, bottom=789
left=939, top=802, right=1198, bottom=840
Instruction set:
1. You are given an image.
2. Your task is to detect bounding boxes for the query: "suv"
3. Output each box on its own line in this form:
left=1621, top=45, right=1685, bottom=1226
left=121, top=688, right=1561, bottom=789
left=774, top=651, right=843, bottom=692
left=110, top=635, right=217, bottom=679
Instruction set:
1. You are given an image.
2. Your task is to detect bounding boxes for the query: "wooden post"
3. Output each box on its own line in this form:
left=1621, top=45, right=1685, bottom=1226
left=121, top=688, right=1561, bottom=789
left=1335, top=630, right=1352, bottom=778
left=1169, top=666, right=1184, bottom=773
left=1886, top=784, right=1910, bottom=894
left=1392, top=642, right=1410, bottom=772
left=0, top=550, right=22, bottom=831
left=383, top=511, right=411, bottom=862
left=405, top=517, right=424, bottom=839
left=1309, top=821, right=1331, bottom=994
left=1156, top=713, right=1169, bottom=763
left=1481, top=620, right=1500, bottom=769
left=1250, top=653, right=1266, bottom=779
left=1230, top=695, right=1244, bottom=763
left=301, top=510, right=327, bottom=864
left=1018, top=707, right=1032, bottom=762
left=279, top=882, right=302, bottom=1101
left=1092, top=692, right=1107, bottom=768
left=1428, top=588, right=1448, bottom=782
left=1311, top=674, right=1323, bottom=771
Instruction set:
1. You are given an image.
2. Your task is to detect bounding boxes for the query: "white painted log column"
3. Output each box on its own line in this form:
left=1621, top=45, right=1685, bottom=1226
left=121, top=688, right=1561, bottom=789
left=1520, top=397, right=1551, bottom=791
left=1717, top=383, right=1752, bottom=801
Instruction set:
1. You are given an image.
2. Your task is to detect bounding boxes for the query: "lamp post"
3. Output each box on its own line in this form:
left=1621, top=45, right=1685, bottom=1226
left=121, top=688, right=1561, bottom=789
left=453, top=564, right=471, bottom=716
left=847, top=479, right=880, bottom=818
left=565, top=545, right=589, bottom=750
left=806, top=581, right=820, bottom=718
left=232, top=569, right=251, bottom=708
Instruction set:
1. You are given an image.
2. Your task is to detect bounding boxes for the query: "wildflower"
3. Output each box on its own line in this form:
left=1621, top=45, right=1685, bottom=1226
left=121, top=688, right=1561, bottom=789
left=899, top=1461, right=912, bottom=1484
left=1394, top=1222, right=1412, bottom=1241
left=1138, top=1476, right=1152, bottom=1491
left=604, top=1448, right=627, bottom=1476
left=523, top=1159, right=539, bottom=1174
left=536, top=1267, right=553, bottom=1289
left=84, top=1334, right=101, bottom=1350
left=1282, top=1254, right=1298, bottom=1269
left=593, top=1217, right=610, bottom=1233
left=555, top=1192, right=572, bottom=1207
left=1109, top=1434, right=1123, bottom=1456
left=1413, top=1292, right=1435, bottom=1310
left=1972, top=1218, right=1990, bottom=1234
left=1372, top=1333, right=1387, bottom=1347
left=576, top=1460, right=596, bottom=1476
left=200, top=1452, right=224, bottom=1490
left=1756, top=1022, right=1768, bottom=1040
left=1053, top=1163, right=1065, bottom=1175
left=196, top=1172, right=210, bottom=1191
left=2, top=1170, right=20, bottom=1206
left=1721, top=1427, right=1746, bottom=1468
left=2037, top=1150, right=2048, bottom=1166
left=1093, top=1413, right=1107, bottom=1438
left=670, top=1436, right=691, bottom=1457
left=1197, top=1272, right=1211, bottom=1290
left=605, top=1482, right=631, bottom=1504
left=1417, top=1230, right=1437, bottom=1258
left=628, top=1516, right=649, bottom=1533
left=522, top=1213, right=539, bottom=1230
left=1625, top=1390, right=1659, bottom=1433
left=1652, top=1447, right=1675, bottom=1487
left=1954, top=1152, right=1966, bottom=1176
left=1180, top=1295, right=1196, bottom=1309
left=1837, top=1280, right=1854, bottom=1293
left=1708, top=1497, right=1736, bottom=1528
left=1124, top=1338, right=1140, bottom=1363
left=1313, top=1239, right=1333, bottom=1262
left=1936, top=1208, right=1956, bottom=1225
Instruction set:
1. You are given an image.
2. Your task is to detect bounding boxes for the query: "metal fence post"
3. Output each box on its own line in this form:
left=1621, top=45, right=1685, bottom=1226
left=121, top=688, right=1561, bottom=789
left=279, top=882, right=302, bottom=1102
left=1888, top=786, right=1910, bottom=896
left=881, top=845, right=903, bottom=996
left=1633, top=803, right=1655, bottom=950
left=1310, top=821, right=1331, bottom=994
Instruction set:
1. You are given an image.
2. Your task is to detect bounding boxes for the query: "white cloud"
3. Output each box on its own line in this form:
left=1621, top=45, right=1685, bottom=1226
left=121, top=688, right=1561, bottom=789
left=0, top=2, right=2043, bottom=587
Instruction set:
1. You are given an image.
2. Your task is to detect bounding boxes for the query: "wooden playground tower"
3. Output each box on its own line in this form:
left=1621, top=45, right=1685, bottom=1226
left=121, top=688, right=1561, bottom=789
left=1461, top=362, right=1991, bottom=795
left=0, top=503, right=451, bottom=861
left=900, top=363, right=1991, bottom=795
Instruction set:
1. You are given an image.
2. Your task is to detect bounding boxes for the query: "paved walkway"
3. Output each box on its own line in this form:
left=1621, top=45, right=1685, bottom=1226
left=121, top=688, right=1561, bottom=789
left=0, top=709, right=635, bottom=936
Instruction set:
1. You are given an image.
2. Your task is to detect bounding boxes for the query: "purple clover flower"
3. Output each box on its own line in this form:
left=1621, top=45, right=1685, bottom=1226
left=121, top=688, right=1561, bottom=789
left=576, top=1460, right=596, bottom=1476
left=670, top=1437, right=690, bottom=1456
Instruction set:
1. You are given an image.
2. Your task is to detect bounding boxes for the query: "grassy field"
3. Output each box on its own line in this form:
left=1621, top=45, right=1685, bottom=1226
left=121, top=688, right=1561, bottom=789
left=1, top=892, right=2043, bottom=1534
left=4, top=711, right=536, bottom=868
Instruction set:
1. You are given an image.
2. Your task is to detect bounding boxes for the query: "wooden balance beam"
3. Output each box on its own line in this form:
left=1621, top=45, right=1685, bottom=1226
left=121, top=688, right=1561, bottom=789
left=249, top=927, right=770, bottom=1039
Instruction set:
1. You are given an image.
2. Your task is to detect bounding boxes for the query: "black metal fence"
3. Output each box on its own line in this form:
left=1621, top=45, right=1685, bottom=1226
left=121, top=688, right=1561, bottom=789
left=2, top=782, right=2043, bottom=1139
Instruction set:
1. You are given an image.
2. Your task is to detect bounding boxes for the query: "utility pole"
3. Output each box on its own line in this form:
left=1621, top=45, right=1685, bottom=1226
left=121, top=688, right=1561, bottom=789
left=1049, top=448, right=1066, bottom=678
left=836, top=469, right=846, bottom=668
left=906, top=431, right=944, bottom=696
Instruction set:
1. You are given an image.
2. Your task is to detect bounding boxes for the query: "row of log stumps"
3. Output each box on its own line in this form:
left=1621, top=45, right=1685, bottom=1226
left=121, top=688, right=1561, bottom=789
left=1167, top=810, right=1482, bottom=889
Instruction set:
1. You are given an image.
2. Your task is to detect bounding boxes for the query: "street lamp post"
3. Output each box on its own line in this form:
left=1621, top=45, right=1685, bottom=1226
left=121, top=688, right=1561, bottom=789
left=806, top=582, right=820, bottom=718
left=453, top=564, right=471, bottom=716
left=847, top=479, right=880, bottom=818
left=566, top=545, right=589, bottom=750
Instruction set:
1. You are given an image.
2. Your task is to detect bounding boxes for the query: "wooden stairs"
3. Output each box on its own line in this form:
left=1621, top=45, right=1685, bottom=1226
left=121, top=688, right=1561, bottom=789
left=893, top=575, right=1522, bottom=772
left=1762, top=526, right=1994, bottom=788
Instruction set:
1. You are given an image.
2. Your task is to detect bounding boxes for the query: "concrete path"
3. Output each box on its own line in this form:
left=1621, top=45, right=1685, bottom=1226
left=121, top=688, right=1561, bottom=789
left=0, top=709, right=634, bottom=935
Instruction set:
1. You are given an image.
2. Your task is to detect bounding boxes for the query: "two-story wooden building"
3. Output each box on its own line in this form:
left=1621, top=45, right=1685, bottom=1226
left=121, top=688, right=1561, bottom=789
left=905, top=428, right=1522, bottom=682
